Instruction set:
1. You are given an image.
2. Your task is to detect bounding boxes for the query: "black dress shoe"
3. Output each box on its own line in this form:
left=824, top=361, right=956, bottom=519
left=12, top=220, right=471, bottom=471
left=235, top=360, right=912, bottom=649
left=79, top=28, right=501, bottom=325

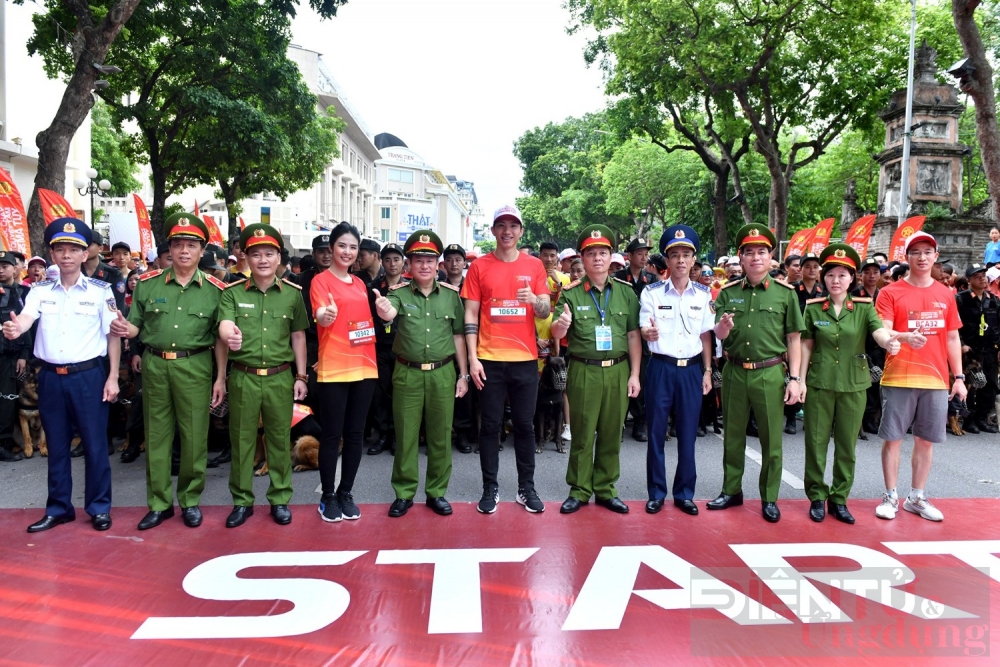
left=674, top=499, right=699, bottom=515
left=215, top=449, right=232, bottom=464
left=713, top=422, right=722, bottom=434
left=454, top=436, right=474, bottom=454
left=858, top=431, right=868, bottom=441
left=809, top=499, right=825, bottom=522
left=645, top=499, right=664, bottom=514
left=862, top=420, right=879, bottom=435
left=706, top=491, right=743, bottom=510
left=560, top=497, right=587, bottom=514
left=596, top=497, right=629, bottom=514
left=762, top=502, right=781, bottom=523
left=91, top=513, right=112, bottom=531
left=70, top=445, right=84, bottom=458
left=783, top=417, right=797, bottom=435
left=181, top=506, right=202, bottom=528
left=138, top=508, right=174, bottom=530
left=367, top=435, right=389, bottom=455
left=388, top=498, right=413, bottom=517
left=226, top=505, right=254, bottom=528
left=631, top=428, right=647, bottom=442
left=745, top=423, right=759, bottom=438
left=827, top=501, right=855, bottom=524
left=120, top=446, right=141, bottom=463
left=27, top=514, right=75, bottom=533
left=426, top=497, right=453, bottom=516
left=270, top=505, right=292, bottom=525
left=668, top=425, right=677, bottom=438
left=697, top=425, right=707, bottom=437
left=976, top=420, right=999, bottom=434
left=963, top=419, right=981, bottom=434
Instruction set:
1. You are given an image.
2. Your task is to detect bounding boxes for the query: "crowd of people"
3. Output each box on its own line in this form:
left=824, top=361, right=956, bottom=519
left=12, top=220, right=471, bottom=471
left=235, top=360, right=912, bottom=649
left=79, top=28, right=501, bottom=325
left=6, top=209, right=998, bottom=533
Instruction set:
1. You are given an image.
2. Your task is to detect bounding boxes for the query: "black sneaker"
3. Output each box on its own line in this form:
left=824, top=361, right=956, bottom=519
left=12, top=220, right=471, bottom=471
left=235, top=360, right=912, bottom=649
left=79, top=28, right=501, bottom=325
left=0, top=446, right=23, bottom=463
left=337, top=491, right=361, bottom=520
left=516, top=487, right=544, bottom=513
left=477, top=484, right=499, bottom=514
left=318, top=494, right=342, bottom=523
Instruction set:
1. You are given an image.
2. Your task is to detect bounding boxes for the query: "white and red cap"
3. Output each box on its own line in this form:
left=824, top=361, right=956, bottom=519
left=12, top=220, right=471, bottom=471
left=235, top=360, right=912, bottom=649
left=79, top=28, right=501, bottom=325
left=988, top=266, right=1000, bottom=284
left=610, top=253, right=626, bottom=267
left=493, top=204, right=522, bottom=225
left=559, top=248, right=579, bottom=261
left=27, top=256, right=46, bottom=268
left=903, top=230, right=938, bottom=253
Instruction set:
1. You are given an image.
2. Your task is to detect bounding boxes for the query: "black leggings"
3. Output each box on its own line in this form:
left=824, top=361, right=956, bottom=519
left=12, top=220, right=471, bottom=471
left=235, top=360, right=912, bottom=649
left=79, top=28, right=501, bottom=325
left=316, top=379, right=376, bottom=496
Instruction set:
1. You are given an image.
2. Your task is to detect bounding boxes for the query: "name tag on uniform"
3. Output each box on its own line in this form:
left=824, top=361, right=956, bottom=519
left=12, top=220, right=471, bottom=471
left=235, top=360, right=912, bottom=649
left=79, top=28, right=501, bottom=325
left=595, top=325, right=612, bottom=351
left=75, top=302, right=98, bottom=315
left=815, top=321, right=831, bottom=327
left=657, top=305, right=672, bottom=310
left=576, top=305, right=591, bottom=311
left=347, top=320, right=376, bottom=346
left=731, top=298, right=745, bottom=304
left=238, top=303, right=255, bottom=308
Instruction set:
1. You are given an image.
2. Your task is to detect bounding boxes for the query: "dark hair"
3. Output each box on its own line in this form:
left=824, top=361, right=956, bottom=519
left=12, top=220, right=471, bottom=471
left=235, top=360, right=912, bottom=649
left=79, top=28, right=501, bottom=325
left=954, top=276, right=969, bottom=292
left=329, top=221, right=361, bottom=247
left=647, top=253, right=667, bottom=273
left=891, top=263, right=909, bottom=281
left=783, top=254, right=801, bottom=267
left=300, top=256, right=317, bottom=273
left=289, top=256, right=301, bottom=269
left=280, top=248, right=290, bottom=265
left=10, top=251, right=25, bottom=263
left=539, top=241, right=559, bottom=252
left=769, top=268, right=782, bottom=278
left=821, top=263, right=857, bottom=291
left=126, top=268, right=142, bottom=293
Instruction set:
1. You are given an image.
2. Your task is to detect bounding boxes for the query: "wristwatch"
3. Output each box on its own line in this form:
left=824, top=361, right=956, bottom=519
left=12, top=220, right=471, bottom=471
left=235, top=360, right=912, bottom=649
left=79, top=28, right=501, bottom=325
left=955, top=374, right=966, bottom=380
left=788, top=375, right=801, bottom=382
left=459, top=374, right=471, bottom=381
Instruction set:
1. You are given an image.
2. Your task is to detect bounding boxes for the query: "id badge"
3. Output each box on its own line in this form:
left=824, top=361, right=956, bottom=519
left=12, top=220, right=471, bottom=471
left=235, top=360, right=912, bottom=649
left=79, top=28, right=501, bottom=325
left=348, top=320, right=376, bottom=346
left=595, top=325, right=612, bottom=351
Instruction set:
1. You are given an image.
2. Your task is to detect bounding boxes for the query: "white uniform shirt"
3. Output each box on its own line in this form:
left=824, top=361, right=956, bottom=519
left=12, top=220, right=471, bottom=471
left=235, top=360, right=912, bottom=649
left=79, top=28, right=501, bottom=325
left=21, top=274, right=115, bottom=364
left=639, top=278, right=715, bottom=358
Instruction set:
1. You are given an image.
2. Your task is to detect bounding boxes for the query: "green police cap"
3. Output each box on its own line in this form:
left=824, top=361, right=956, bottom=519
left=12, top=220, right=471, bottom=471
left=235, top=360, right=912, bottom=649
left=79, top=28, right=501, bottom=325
left=165, top=212, right=209, bottom=242
left=576, top=224, right=616, bottom=253
left=734, top=223, right=776, bottom=251
left=819, top=243, right=860, bottom=271
left=403, top=229, right=443, bottom=257
left=240, top=223, right=283, bottom=252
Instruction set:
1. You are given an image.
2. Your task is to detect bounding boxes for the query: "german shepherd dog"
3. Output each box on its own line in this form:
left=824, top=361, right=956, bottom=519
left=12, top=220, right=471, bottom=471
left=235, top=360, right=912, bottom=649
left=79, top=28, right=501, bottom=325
left=18, top=364, right=46, bottom=458
left=535, top=355, right=568, bottom=454
left=253, top=409, right=322, bottom=476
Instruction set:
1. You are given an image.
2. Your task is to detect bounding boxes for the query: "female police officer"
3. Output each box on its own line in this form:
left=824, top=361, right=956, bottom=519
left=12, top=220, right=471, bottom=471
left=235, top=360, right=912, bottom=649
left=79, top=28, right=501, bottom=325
left=799, top=243, right=899, bottom=524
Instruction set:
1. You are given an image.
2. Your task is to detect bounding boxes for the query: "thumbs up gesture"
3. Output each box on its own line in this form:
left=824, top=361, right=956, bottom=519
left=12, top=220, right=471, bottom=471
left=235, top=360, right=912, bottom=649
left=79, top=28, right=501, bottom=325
left=2, top=311, right=21, bottom=340
left=643, top=315, right=660, bottom=342
left=110, top=309, right=130, bottom=338
left=373, top=289, right=393, bottom=321
left=556, top=303, right=572, bottom=329
left=516, top=278, right=536, bottom=305
left=316, top=292, right=338, bottom=327
left=228, top=324, right=242, bottom=351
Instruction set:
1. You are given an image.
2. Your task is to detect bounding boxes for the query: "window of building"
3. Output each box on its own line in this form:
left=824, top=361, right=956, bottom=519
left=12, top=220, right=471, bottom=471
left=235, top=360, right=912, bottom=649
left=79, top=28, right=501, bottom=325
left=388, top=168, right=414, bottom=184
left=381, top=229, right=389, bottom=242
left=381, top=207, right=391, bottom=219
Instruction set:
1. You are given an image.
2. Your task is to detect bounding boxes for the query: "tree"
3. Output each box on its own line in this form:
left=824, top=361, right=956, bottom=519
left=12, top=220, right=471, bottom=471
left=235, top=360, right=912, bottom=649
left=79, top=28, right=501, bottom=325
left=567, top=0, right=903, bottom=243
left=89, top=100, right=140, bottom=197
left=21, top=0, right=350, bottom=249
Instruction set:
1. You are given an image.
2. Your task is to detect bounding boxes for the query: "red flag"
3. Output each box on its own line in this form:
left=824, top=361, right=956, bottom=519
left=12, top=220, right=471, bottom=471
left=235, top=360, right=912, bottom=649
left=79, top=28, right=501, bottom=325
left=238, top=216, right=246, bottom=231
left=784, top=227, right=815, bottom=259
left=0, top=168, right=30, bottom=255
left=133, top=194, right=155, bottom=257
left=808, top=217, right=836, bottom=255
left=202, top=214, right=225, bottom=246
left=194, top=200, right=200, bottom=217
left=843, top=214, right=877, bottom=261
left=888, top=216, right=926, bottom=263
left=37, top=188, right=77, bottom=225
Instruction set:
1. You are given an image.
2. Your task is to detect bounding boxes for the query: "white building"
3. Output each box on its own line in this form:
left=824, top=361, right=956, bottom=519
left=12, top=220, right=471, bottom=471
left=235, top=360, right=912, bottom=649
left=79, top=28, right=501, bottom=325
left=448, top=176, right=490, bottom=244
left=0, top=1, right=95, bottom=228
left=373, top=140, right=473, bottom=248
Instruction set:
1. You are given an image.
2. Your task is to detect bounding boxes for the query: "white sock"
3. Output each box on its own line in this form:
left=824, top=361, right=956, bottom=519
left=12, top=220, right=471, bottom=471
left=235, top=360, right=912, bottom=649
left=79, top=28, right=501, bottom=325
left=887, top=488, right=897, bottom=498
left=909, top=488, right=924, bottom=500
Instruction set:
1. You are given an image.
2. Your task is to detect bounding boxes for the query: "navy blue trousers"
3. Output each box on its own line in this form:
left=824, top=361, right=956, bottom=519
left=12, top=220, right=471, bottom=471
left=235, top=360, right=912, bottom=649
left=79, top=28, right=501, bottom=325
left=645, top=357, right=702, bottom=501
left=38, top=365, right=111, bottom=517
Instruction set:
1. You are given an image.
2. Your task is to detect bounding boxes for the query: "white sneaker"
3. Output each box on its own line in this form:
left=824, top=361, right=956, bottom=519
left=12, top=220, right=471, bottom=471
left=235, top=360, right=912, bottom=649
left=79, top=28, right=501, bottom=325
left=903, top=495, right=944, bottom=522
left=561, top=424, right=571, bottom=442
left=875, top=493, right=898, bottom=520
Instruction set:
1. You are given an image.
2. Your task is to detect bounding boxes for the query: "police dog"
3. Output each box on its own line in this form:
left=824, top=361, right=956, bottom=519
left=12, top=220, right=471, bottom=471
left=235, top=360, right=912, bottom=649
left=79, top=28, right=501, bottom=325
left=18, top=365, right=46, bottom=458
left=254, top=410, right=322, bottom=476
left=535, top=354, right=568, bottom=454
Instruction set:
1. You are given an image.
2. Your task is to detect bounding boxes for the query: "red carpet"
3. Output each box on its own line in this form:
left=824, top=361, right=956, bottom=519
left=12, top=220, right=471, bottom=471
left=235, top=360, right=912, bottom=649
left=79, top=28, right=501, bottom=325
left=2, top=499, right=998, bottom=665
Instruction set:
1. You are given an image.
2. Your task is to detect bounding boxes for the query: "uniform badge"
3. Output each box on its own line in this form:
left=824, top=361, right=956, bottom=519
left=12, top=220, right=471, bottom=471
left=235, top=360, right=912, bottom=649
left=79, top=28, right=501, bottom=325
left=748, top=228, right=759, bottom=237
left=591, top=230, right=601, bottom=239
left=253, top=228, right=265, bottom=237
left=106, top=297, right=117, bottom=311
left=420, top=234, right=430, bottom=243
left=834, top=249, right=846, bottom=258
left=63, top=222, right=76, bottom=233
left=116, top=280, right=125, bottom=293
left=178, top=219, right=191, bottom=227
left=675, top=230, right=685, bottom=238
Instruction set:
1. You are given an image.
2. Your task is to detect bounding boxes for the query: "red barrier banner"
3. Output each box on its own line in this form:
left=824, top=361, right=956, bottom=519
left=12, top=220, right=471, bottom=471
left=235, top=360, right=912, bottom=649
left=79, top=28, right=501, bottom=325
left=0, top=168, right=30, bottom=254
left=784, top=227, right=814, bottom=259
left=808, top=217, right=836, bottom=255
left=844, top=214, right=877, bottom=260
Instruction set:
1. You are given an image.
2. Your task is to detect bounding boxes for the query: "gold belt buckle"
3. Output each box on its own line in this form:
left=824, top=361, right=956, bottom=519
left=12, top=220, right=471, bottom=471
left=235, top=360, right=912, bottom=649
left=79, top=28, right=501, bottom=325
left=256, top=368, right=269, bottom=376
left=420, top=362, right=433, bottom=371
left=742, top=361, right=753, bottom=370
left=677, top=359, right=688, bottom=367
left=163, top=352, right=177, bottom=360
left=601, top=359, right=613, bottom=368
left=55, top=366, right=69, bottom=375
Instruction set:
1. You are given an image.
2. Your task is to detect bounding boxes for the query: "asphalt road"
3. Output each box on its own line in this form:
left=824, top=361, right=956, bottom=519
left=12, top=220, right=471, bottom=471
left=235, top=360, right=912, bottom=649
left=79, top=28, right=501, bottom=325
left=1, top=415, right=998, bottom=519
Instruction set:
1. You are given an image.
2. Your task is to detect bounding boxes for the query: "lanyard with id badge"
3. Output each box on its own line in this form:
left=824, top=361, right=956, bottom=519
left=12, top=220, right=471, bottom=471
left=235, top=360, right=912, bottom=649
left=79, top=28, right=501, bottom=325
left=591, top=286, right=613, bottom=351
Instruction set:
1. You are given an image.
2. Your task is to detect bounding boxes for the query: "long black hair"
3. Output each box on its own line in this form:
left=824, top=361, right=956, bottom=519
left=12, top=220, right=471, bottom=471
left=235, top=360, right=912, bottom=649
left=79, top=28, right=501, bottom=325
left=329, top=221, right=361, bottom=247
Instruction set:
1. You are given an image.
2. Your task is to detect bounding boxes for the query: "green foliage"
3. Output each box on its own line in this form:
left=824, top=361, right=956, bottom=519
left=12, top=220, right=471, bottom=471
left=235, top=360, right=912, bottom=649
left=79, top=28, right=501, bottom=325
left=90, top=100, right=141, bottom=196
left=475, top=240, right=496, bottom=254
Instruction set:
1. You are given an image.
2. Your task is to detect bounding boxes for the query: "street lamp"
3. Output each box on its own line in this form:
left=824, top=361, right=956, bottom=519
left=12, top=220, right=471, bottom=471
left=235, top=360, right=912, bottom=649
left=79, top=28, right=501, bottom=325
left=73, top=168, right=111, bottom=227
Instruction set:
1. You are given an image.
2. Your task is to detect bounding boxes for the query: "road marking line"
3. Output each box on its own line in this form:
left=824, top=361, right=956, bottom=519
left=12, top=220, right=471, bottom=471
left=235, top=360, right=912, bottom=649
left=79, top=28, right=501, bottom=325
left=713, top=432, right=805, bottom=490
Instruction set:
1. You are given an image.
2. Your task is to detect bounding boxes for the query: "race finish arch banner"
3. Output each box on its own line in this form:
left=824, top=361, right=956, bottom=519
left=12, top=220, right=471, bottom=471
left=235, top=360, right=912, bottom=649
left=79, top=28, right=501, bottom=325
left=1, top=500, right=997, bottom=664
left=0, top=167, right=30, bottom=254
left=889, top=216, right=927, bottom=263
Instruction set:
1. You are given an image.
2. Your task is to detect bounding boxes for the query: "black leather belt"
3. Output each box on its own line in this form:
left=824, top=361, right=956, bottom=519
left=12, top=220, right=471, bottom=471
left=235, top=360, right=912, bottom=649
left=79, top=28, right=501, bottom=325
left=146, top=346, right=211, bottom=360
left=232, top=362, right=290, bottom=376
left=570, top=354, right=627, bottom=368
left=396, top=354, right=454, bottom=371
left=41, top=357, right=102, bottom=375
left=651, top=353, right=701, bottom=367
left=729, top=355, right=783, bottom=370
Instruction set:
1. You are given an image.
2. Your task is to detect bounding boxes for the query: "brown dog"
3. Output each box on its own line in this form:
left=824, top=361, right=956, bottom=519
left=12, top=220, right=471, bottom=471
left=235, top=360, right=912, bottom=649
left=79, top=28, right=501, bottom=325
left=18, top=365, right=46, bottom=458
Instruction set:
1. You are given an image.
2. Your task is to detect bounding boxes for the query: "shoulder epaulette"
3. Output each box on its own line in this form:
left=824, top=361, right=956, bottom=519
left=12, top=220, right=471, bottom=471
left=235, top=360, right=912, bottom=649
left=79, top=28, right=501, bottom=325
left=205, top=275, right=227, bottom=290
left=773, top=280, right=795, bottom=289
left=87, top=277, right=110, bottom=289
left=612, top=277, right=631, bottom=286
left=226, top=278, right=247, bottom=289
left=565, top=279, right=582, bottom=290
left=721, top=280, right=742, bottom=289
left=645, top=281, right=664, bottom=290
left=852, top=297, right=872, bottom=303
left=389, top=282, right=408, bottom=291
left=805, top=297, right=827, bottom=305
left=439, top=281, right=459, bottom=292
left=693, top=282, right=709, bottom=291
left=281, top=278, right=301, bottom=290
left=139, top=269, right=163, bottom=282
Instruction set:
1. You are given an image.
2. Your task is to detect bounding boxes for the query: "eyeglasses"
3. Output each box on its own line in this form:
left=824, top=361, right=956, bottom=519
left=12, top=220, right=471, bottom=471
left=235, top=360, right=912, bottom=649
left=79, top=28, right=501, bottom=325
left=906, top=249, right=936, bottom=257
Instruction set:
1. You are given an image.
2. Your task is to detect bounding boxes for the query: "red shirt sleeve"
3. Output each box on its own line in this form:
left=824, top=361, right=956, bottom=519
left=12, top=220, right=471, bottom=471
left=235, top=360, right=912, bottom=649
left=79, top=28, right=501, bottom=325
left=875, top=285, right=895, bottom=325
left=461, top=260, right=481, bottom=302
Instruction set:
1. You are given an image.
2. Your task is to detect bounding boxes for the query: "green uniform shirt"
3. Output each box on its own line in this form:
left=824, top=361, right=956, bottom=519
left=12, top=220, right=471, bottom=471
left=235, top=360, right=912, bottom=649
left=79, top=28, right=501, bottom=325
left=802, top=296, right=882, bottom=392
left=555, top=276, right=640, bottom=360
left=218, top=277, right=310, bottom=367
left=386, top=280, right=464, bottom=363
left=129, top=267, right=223, bottom=351
left=715, top=276, right=804, bottom=361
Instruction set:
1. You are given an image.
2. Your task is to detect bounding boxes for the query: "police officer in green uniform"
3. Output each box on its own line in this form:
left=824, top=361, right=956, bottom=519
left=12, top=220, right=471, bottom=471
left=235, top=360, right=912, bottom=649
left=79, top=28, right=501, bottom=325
left=799, top=244, right=898, bottom=524
left=709, top=224, right=803, bottom=523
left=112, top=213, right=227, bottom=530
left=373, top=230, right=469, bottom=518
left=217, top=224, right=310, bottom=527
left=551, top=225, right=641, bottom=515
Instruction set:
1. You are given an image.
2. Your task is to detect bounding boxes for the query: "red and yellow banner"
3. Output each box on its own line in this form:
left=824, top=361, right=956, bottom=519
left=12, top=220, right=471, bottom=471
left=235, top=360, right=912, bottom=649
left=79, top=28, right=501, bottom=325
left=888, top=215, right=926, bottom=263
left=291, top=403, right=313, bottom=428
left=203, top=214, right=225, bottom=246
left=133, top=194, right=154, bottom=257
left=0, top=168, right=30, bottom=255
left=844, top=214, right=877, bottom=261
left=784, top=226, right=815, bottom=259
left=38, top=188, right=76, bottom=226
left=808, top=217, right=836, bottom=255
